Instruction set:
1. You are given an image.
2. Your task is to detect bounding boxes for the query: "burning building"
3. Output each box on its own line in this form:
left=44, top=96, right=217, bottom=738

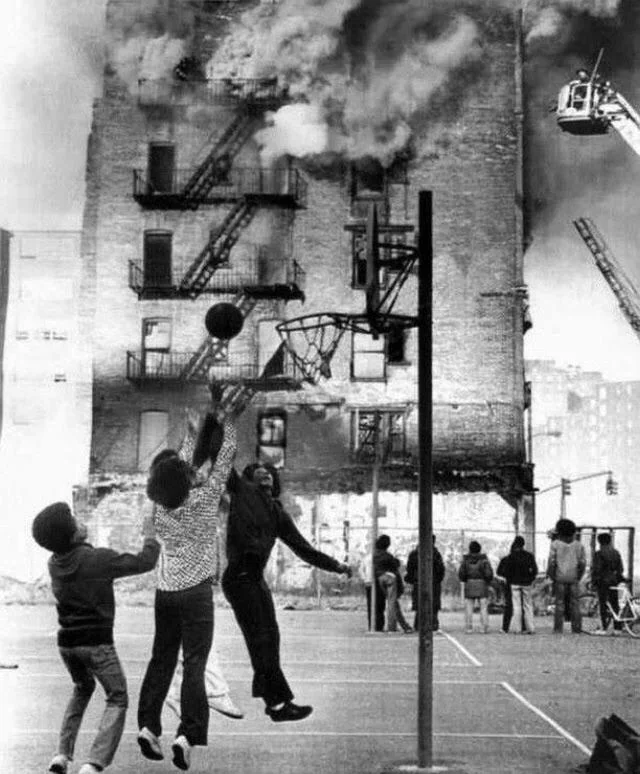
left=80, top=0, right=531, bottom=561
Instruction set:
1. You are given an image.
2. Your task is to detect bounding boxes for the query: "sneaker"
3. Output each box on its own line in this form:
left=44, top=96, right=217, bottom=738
left=265, top=701, right=313, bottom=723
left=78, top=765, right=102, bottom=774
left=465, top=629, right=473, bottom=634
left=137, top=727, right=164, bottom=761
left=48, top=754, right=70, bottom=774
left=171, top=735, right=191, bottom=771
left=209, top=693, right=244, bottom=719
left=593, top=628, right=610, bottom=636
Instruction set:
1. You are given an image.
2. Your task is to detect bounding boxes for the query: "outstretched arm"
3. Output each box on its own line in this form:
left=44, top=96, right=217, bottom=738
left=276, top=502, right=350, bottom=576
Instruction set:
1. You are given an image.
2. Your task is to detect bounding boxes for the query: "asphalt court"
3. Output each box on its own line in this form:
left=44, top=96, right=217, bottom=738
left=1, top=607, right=595, bottom=773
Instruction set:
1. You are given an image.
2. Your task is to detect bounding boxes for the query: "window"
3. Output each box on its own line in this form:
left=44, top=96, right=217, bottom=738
left=143, top=231, right=172, bottom=290
left=147, top=143, right=175, bottom=194
left=351, top=231, right=368, bottom=289
left=350, top=409, right=407, bottom=462
left=352, top=331, right=385, bottom=380
left=387, top=326, right=407, bottom=364
left=53, top=373, right=67, bottom=383
left=143, top=317, right=171, bottom=351
left=15, top=330, right=29, bottom=340
left=256, top=410, right=287, bottom=468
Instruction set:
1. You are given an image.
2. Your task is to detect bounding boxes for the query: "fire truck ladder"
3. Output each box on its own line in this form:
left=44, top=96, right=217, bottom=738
left=179, top=198, right=259, bottom=298
left=181, top=111, right=259, bottom=206
left=179, top=290, right=258, bottom=382
left=574, top=217, right=640, bottom=338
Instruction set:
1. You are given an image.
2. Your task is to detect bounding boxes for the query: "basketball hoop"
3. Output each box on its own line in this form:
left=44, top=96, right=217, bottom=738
left=277, top=311, right=418, bottom=384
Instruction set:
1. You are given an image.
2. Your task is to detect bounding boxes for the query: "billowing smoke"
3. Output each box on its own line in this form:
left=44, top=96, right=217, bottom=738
left=525, top=0, right=622, bottom=42
left=112, top=33, right=186, bottom=90
left=207, top=0, right=484, bottom=166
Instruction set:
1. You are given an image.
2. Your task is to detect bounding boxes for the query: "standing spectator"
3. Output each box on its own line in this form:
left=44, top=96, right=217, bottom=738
left=546, top=518, right=586, bottom=635
left=32, top=502, right=160, bottom=774
left=458, top=541, right=493, bottom=633
left=496, top=553, right=513, bottom=634
left=405, top=536, right=445, bottom=631
left=137, top=407, right=236, bottom=771
left=222, top=463, right=352, bottom=722
left=374, top=535, right=412, bottom=633
left=497, top=537, right=538, bottom=634
left=362, top=551, right=385, bottom=632
left=591, top=533, right=625, bottom=635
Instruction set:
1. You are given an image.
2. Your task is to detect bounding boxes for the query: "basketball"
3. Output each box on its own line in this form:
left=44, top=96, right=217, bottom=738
left=204, top=302, right=244, bottom=340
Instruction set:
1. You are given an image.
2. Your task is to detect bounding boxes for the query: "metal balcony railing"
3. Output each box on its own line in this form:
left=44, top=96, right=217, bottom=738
left=126, top=349, right=303, bottom=388
left=136, top=77, right=286, bottom=108
left=133, top=166, right=307, bottom=209
left=128, top=249, right=306, bottom=299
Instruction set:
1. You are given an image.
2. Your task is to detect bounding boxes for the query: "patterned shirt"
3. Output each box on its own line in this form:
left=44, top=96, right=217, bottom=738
left=155, top=417, right=236, bottom=591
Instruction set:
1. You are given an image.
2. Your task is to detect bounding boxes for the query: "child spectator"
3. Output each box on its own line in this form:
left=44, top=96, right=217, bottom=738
left=546, top=518, right=586, bottom=634
left=374, top=535, right=412, bottom=633
left=458, top=541, right=493, bottom=633
left=405, top=536, right=445, bottom=631
left=592, top=533, right=625, bottom=635
left=497, top=536, right=538, bottom=634
left=32, top=501, right=160, bottom=774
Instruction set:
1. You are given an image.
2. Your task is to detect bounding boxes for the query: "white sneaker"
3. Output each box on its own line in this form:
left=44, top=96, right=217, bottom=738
left=48, top=754, right=70, bottom=774
left=172, top=735, right=191, bottom=771
left=137, top=726, right=164, bottom=761
left=209, top=693, right=244, bottom=719
left=78, top=765, right=101, bottom=774
left=593, top=628, right=610, bottom=636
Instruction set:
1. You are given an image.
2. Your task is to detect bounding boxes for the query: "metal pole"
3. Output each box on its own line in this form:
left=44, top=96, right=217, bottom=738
left=629, top=527, right=635, bottom=594
left=370, top=443, right=380, bottom=632
left=417, top=190, right=433, bottom=769
left=560, top=481, right=566, bottom=519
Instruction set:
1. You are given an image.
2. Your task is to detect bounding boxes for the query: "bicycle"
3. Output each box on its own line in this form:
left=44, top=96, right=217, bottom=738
left=579, top=582, right=640, bottom=637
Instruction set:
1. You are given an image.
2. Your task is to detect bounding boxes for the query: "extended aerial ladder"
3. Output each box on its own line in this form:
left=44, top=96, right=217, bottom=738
left=573, top=217, right=640, bottom=339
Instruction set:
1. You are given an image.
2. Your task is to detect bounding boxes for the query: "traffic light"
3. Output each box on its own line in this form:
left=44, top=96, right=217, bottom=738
left=561, top=478, right=572, bottom=496
left=606, top=476, right=619, bottom=495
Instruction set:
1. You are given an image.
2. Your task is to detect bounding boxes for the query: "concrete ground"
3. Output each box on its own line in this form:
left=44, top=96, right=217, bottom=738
left=1, top=604, right=638, bottom=774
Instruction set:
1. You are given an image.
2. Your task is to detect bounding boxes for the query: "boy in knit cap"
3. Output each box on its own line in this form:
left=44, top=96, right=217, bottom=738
left=137, top=403, right=236, bottom=771
left=32, top=501, right=160, bottom=774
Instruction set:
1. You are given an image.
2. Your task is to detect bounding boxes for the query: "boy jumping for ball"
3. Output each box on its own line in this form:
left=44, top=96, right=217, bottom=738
left=32, top=502, right=160, bottom=774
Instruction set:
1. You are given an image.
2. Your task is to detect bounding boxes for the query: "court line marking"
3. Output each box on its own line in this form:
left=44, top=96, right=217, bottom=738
left=440, top=632, right=482, bottom=667
left=5, top=675, right=492, bottom=685
left=10, top=658, right=473, bottom=669
left=3, top=729, right=564, bottom=739
left=500, top=681, right=591, bottom=756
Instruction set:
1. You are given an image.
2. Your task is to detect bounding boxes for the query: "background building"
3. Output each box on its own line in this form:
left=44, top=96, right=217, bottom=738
left=0, top=230, right=92, bottom=580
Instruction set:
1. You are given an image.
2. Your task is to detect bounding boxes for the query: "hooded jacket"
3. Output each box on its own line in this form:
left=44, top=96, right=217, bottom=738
left=458, top=553, right=493, bottom=599
left=547, top=538, right=586, bottom=584
left=49, top=539, right=160, bottom=647
left=591, top=544, right=624, bottom=588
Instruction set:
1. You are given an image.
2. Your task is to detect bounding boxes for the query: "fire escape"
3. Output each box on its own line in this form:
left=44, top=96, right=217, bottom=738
left=127, top=78, right=306, bottom=392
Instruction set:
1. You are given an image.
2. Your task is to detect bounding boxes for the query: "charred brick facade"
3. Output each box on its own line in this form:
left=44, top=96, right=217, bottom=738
left=82, top=1, right=528, bottom=512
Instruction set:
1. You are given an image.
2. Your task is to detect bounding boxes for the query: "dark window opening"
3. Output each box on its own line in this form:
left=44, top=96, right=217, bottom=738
left=387, top=326, right=406, bottom=364
left=148, top=143, right=175, bottom=194
left=143, top=231, right=172, bottom=289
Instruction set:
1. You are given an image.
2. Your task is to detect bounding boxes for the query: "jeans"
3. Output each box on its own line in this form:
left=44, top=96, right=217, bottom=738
left=502, top=584, right=513, bottom=632
left=553, top=581, right=581, bottom=633
left=222, top=567, right=293, bottom=707
left=511, top=585, right=535, bottom=633
left=58, top=643, right=128, bottom=769
left=596, top=584, right=622, bottom=630
left=138, top=579, right=214, bottom=746
left=378, top=573, right=411, bottom=632
left=464, top=598, right=489, bottom=632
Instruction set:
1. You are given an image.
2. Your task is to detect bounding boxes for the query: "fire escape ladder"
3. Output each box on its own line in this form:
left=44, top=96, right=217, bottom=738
left=180, top=111, right=257, bottom=205
left=179, top=199, right=259, bottom=298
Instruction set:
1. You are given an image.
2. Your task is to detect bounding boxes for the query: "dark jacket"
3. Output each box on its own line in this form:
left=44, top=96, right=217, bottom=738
left=591, top=545, right=624, bottom=588
left=458, top=553, right=493, bottom=599
left=49, top=539, right=160, bottom=648
left=405, top=546, right=445, bottom=610
left=373, top=547, right=404, bottom=595
left=497, top=548, right=538, bottom=587
left=226, top=470, right=343, bottom=577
